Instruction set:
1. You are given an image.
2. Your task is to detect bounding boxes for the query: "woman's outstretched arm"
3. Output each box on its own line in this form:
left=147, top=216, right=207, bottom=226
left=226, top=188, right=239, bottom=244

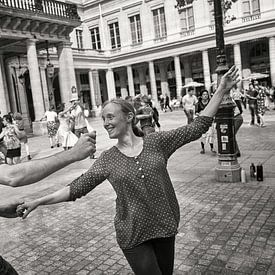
left=17, top=186, right=71, bottom=219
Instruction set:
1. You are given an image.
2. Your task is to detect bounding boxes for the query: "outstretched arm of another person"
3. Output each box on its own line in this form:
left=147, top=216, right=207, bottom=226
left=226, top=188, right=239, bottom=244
left=0, top=132, right=96, bottom=187
left=200, top=66, right=240, bottom=118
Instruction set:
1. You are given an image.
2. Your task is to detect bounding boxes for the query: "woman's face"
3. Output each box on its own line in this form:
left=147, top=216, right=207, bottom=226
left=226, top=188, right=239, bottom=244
left=3, top=117, right=7, bottom=126
left=102, top=103, right=130, bottom=139
left=201, top=91, right=209, bottom=100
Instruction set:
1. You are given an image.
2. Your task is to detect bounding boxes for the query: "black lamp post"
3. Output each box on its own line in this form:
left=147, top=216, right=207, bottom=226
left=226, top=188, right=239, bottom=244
left=176, top=0, right=241, bottom=182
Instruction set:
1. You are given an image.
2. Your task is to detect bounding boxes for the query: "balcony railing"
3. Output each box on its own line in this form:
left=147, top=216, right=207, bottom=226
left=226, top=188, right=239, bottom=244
left=0, top=0, right=80, bottom=20
left=242, top=13, right=261, bottom=23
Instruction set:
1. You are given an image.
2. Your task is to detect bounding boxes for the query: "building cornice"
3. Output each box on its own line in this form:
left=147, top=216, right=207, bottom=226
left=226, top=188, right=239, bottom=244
left=122, top=1, right=143, bottom=11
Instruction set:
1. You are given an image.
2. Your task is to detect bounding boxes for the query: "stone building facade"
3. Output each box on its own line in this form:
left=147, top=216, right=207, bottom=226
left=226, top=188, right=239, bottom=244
left=1, top=0, right=275, bottom=134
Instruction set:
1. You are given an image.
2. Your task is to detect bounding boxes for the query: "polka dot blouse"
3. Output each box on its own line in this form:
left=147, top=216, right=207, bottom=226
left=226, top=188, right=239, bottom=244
left=69, top=116, right=213, bottom=249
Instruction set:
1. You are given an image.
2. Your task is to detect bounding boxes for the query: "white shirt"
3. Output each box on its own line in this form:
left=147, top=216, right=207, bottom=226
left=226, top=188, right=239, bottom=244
left=181, top=94, right=198, bottom=111
left=44, top=111, right=57, bottom=122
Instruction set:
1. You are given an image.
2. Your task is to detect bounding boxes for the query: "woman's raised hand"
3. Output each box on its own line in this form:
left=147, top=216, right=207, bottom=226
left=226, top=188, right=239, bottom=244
left=16, top=200, right=39, bottom=219
left=219, top=65, right=240, bottom=93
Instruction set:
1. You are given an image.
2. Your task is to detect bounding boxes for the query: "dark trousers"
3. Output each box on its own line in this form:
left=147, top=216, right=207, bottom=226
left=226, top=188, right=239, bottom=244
left=0, top=256, right=18, bottom=275
left=122, top=236, right=175, bottom=275
left=248, top=104, right=260, bottom=125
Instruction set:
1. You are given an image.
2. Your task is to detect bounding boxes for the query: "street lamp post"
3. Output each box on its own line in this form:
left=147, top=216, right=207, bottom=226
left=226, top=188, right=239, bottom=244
left=176, top=0, right=241, bottom=182
left=212, top=0, right=241, bottom=182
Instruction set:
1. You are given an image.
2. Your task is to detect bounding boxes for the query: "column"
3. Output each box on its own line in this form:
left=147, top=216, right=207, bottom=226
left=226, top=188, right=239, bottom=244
left=16, top=68, right=31, bottom=131
left=119, top=70, right=128, bottom=98
left=174, top=56, right=182, bottom=99
left=269, top=37, right=275, bottom=87
left=202, top=50, right=211, bottom=92
left=159, top=62, right=169, bottom=96
left=91, top=70, right=102, bottom=105
left=27, top=39, right=45, bottom=120
left=183, top=56, right=192, bottom=84
left=127, top=65, right=135, bottom=97
left=233, top=43, right=243, bottom=90
left=106, top=68, right=116, bottom=100
left=58, top=42, right=77, bottom=104
left=137, top=66, right=148, bottom=95
left=88, top=70, right=97, bottom=110
left=148, top=61, right=158, bottom=101
left=0, top=55, right=9, bottom=114
left=40, top=67, right=50, bottom=111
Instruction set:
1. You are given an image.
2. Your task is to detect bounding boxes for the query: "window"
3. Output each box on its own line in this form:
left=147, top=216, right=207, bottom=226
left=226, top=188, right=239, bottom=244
left=76, top=29, right=83, bottom=49
left=109, top=22, right=121, bottom=49
left=129, top=14, right=143, bottom=45
left=242, top=0, right=260, bottom=16
left=179, top=6, right=195, bottom=31
left=90, top=27, right=101, bottom=50
left=152, top=7, right=167, bottom=39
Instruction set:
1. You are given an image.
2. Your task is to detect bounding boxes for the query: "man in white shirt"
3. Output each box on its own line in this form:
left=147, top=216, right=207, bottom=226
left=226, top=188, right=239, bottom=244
left=181, top=88, right=198, bottom=124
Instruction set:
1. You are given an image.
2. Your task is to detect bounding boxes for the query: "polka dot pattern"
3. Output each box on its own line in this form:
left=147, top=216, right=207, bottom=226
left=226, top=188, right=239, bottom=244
left=69, top=116, right=213, bottom=249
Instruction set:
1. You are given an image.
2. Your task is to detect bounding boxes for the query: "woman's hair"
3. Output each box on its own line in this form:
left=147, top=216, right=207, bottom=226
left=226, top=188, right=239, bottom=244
left=201, top=90, right=209, bottom=97
left=13, top=112, right=23, bottom=120
left=3, top=114, right=13, bottom=124
left=102, top=99, right=144, bottom=137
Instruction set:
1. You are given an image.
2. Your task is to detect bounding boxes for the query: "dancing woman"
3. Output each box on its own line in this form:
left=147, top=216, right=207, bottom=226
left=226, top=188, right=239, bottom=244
left=18, top=67, right=239, bottom=275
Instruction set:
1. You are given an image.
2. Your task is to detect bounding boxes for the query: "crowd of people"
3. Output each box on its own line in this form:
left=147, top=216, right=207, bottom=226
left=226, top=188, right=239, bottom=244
left=0, top=111, right=31, bottom=165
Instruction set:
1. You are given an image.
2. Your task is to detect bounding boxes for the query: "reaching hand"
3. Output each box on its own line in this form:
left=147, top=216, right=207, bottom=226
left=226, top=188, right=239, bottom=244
left=0, top=200, right=24, bottom=218
left=16, top=201, right=39, bottom=219
left=219, top=66, right=240, bottom=93
left=71, top=131, right=96, bottom=161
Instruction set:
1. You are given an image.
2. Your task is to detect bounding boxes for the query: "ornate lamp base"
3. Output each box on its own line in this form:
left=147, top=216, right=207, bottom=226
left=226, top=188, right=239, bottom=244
left=215, top=156, right=241, bottom=182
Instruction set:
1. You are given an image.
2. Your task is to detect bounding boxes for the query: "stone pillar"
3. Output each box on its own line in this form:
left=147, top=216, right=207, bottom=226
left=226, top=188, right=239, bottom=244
left=137, top=66, right=148, bottom=95
left=0, top=55, right=9, bottom=114
left=159, top=62, right=169, bottom=96
left=174, top=55, right=182, bottom=99
left=233, top=43, right=243, bottom=90
left=106, top=68, right=116, bottom=100
left=88, top=70, right=97, bottom=111
left=26, top=39, right=45, bottom=120
left=119, top=70, right=128, bottom=98
left=91, top=70, right=102, bottom=105
left=148, top=61, right=158, bottom=101
left=183, top=56, right=192, bottom=84
left=269, top=37, right=275, bottom=87
left=57, top=42, right=77, bottom=104
left=202, top=50, right=211, bottom=92
left=127, top=65, right=135, bottom=97
left=40, top=67, right=50, bottom=111
left=16, top=68, right=31, bottom=131
left=6, top=66, right=17, bottom=113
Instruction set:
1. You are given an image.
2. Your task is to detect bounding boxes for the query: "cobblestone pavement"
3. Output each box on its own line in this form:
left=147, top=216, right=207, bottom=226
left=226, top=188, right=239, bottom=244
left=0, top=108, right=275, bottom=275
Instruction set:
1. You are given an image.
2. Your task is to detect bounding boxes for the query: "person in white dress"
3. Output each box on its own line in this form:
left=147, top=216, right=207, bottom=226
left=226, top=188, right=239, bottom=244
left=57, top=104, right=78, bottom=151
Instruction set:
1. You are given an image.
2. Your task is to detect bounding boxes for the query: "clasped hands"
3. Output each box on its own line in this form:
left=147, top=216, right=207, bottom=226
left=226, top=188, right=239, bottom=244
left=0, top=200, right=37, bottom=219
